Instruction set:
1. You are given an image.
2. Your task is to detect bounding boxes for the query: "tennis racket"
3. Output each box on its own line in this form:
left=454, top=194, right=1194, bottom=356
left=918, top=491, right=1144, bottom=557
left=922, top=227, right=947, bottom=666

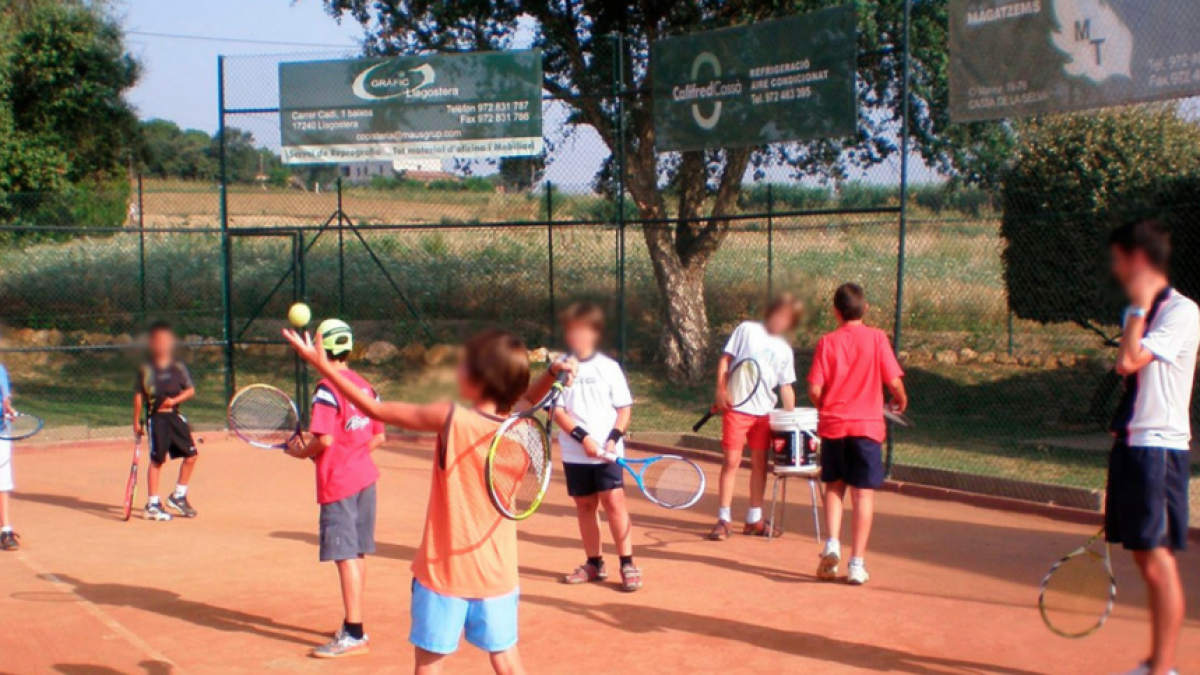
left=694, top=358, right=763, bottom=432
left=485, top=372, right=567, bottom=521
left=883, top=403, right=913, bottom=429
left=601, top=451, right=706, bottom=509
left=227, top=384, right=302, bottom=449
left=0, top=411, right=43, bottom=441
left=122, top=437, right=141, bottom=522
left=1038, top=527, right=1116, bottom=638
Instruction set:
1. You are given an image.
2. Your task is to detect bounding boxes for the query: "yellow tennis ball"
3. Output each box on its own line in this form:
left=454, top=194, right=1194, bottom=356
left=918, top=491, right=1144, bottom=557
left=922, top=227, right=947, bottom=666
left=288, top=302, right=312, bottom=328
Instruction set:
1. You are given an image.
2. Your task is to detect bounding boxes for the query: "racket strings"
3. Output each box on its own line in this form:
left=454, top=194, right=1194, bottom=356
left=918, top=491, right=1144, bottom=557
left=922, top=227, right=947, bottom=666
left=0, top=415, right=40, bottom=439
left=490, top=418, right=550, bottom=515
left=727, top=361, right=761, bottom=406
left=1041, top=552, right=1114, bottom=636
left=229, top=389, right=299, bottom=445
left=642, top=459, right=704, bottom=508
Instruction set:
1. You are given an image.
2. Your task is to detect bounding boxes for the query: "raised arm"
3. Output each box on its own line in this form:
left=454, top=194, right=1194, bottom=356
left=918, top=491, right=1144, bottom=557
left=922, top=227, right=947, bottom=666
left=282, top=329, right=450, bottom=432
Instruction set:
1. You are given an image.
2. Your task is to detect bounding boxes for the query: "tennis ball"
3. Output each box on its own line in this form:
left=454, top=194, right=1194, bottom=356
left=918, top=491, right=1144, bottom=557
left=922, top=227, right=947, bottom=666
left=288, top=302, right=312, bottom=328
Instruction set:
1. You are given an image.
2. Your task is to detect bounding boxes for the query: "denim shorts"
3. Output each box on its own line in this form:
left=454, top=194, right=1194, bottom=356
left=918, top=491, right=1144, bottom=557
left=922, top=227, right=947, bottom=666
left=409, top=578, right=519, bottom=655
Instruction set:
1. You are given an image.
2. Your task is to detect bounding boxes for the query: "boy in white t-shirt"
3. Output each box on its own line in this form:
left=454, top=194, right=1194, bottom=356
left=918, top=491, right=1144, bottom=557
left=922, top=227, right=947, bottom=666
left=709, top=294, right=803, bottom=541
left=552, top=302, right=640, bottom=592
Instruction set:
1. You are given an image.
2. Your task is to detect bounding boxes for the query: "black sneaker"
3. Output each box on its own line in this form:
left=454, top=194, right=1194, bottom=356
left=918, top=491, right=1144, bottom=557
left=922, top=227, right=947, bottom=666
left=0, top=531, right=20, bottom=551
left=167, top=494, right=197, bottom=518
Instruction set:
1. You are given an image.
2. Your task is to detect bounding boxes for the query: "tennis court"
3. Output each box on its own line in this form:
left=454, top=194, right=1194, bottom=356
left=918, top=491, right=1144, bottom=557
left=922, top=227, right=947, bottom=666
left=3, top=437, right=1197, bottom=674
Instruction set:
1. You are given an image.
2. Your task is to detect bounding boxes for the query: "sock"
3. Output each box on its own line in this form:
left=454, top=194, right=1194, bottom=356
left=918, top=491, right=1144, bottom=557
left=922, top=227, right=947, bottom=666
left=1, top=526, right=11, bottom=534
left=149, top=496, right=161, bottom=506
left=849, top=556, right=865, bottom=569
left=825, top=538, right=840, bottom=552
left=619, top=555, right=633, bottom=568
left=174, top=485, right=188, bottom=498
left=717, top=506, right=732, bottom=522
left=746, top=507, right=763, bottom=525
left=587, top=556, right=604, bottom=569
left=343, top=621, right=364, bottom=641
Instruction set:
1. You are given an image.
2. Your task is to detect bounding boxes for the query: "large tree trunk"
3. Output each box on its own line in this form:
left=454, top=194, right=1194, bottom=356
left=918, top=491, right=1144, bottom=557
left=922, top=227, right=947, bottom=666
left=641, top=223, right=711, bottom=382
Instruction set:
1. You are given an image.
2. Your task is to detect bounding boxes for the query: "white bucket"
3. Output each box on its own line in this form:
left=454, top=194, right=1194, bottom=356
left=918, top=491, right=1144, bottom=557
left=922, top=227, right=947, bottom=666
left=769, top=408, right=819, bottom=433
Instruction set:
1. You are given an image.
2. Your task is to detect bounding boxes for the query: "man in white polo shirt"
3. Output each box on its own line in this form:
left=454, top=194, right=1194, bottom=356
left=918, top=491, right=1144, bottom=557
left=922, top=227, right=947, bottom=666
left=1107, top=219, right=1198, bottom=675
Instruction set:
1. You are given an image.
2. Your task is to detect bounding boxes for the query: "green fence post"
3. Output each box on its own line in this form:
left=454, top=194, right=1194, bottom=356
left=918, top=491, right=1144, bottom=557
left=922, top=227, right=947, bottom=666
left=218, top=55, right=235, bottom=404
left=614, top=33, right=628, bottom=366
left=767, top=184, right=774, bottom=300
left=138, top=173, right=146, bottom=321
left=887, top=0, right=913, bottom=479
left=546, top=181, right=556, bottom=344
left=337, top=177, right=345, bottom=315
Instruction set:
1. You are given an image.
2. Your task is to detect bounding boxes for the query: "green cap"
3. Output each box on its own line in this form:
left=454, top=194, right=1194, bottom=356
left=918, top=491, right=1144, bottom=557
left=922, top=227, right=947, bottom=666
left=315, top=318, right=353, bottom=356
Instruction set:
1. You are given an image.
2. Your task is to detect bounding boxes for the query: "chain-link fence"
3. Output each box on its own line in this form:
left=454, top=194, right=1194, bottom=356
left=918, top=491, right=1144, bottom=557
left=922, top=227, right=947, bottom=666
left=1, top=31, right=1197, bottom=521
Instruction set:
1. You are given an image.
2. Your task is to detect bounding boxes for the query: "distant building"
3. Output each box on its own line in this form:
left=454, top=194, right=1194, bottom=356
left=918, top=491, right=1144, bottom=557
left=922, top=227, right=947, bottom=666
left=338, top=158, right=455, bottom=184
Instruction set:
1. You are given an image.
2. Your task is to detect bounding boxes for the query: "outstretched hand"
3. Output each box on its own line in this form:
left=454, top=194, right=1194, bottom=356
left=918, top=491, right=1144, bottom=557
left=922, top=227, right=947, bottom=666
left=281, top=329, right=330, bottom=371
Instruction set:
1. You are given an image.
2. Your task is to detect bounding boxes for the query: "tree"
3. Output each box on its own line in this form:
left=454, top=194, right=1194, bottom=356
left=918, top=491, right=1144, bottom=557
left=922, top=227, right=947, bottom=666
left=319, top=0, right=996, bottom=380
left=139, top=120, right=218, bottom=181
left=1001, top=106, right=1200, bottom=337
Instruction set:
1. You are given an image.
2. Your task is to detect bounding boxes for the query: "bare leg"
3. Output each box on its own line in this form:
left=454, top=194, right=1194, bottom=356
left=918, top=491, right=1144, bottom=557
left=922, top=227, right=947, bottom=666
left=717, top=446, right=741, bottom=514
left=147, top=462, right=162, bottom=501
left=748, top=446, right=769, bottom=510
left=1133, top=549, right=1184, bottom=675
left=573, top=495, right=602, bottom=558
left=336, top=557, right=365, bottom=624
left=849, top=488, right=874, bottom=559
left=414, top=647, right=445, bottom=675
left=176, top=454, right=197, bottom=489
left=823, top=481, right=846, bottom=541
left=0, top=491, right=10, bottom=528
left=489, top=646, right=526, bottom=675
left=599, top=489, right=632, bottom=557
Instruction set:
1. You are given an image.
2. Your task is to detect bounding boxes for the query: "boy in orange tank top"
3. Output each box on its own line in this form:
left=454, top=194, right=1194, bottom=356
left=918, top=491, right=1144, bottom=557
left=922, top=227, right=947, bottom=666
left=283, top=327, right=574, bottom=675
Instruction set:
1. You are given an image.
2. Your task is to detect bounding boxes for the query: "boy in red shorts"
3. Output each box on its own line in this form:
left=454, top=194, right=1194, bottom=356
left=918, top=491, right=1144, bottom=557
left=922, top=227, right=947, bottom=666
left=808, top=283, right=907, bottom=585
left=708, top=293, right=803, bottom=541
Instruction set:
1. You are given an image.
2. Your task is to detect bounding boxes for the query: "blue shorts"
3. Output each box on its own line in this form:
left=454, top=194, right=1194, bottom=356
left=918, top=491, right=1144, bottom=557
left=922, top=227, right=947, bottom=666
left=1105, top=442, right=1190, bottom=552
left=409, top=578, right=519, bottom=655
left=563, top=461, right=624, bottom=498
left=820, top=437, right=885, bottom=489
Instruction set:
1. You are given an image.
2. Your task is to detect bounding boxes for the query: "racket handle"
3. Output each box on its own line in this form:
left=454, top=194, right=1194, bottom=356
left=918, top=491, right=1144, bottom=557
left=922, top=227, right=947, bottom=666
left=598, top=451, right=619, bottom=462
left=692, top=411, right=715, bottom=433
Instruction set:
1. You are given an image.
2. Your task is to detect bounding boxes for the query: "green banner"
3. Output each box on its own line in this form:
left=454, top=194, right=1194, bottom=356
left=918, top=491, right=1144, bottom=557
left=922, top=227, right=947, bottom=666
left=951, top=1, right=1200, bottom=122
left=279, top=51, right=542, bottom=165
left=651, top=6, right=857, bottom=152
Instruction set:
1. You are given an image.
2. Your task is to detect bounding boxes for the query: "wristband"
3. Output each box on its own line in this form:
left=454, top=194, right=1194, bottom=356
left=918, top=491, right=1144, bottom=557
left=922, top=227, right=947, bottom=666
left=570, top=426, right=589, bottom=443
left=607, top=428, right=625, bottom=443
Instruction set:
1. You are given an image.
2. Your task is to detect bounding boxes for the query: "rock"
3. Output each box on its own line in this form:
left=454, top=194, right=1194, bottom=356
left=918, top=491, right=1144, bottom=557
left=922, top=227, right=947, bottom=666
left=9, top=328, right=35, bottom=344
left=910, top=349, right=933, bottom=364
left=527, top=347, right=550, bottom=364
left=935, top=350, right=959, bottom=365
left=424, top=344, right=458, bottom=367
left=959, top=348, right=979, bottom=363
left=184, top=334, right=204, bottom=345
left=112, top=333, right=134, bottom=346
left=82, top=332, right=112, bottom=346
left=897, top=350, right=911, bottom=363
left=1019, top=355, right=1042, bottom=368
left=995, top=354, right=1018, bottom=366
left=30, top=329, right=50, bottom=346
left=400, top=343, right=426, bottom=364
left=977, top=351, right=997, bottom=364
left=1042, top=355, right=1059, bottom=369
left=364, top=341, right=400, bottom=364
left=1058, top=353, right=1078, bottom=368
left=45, top=329, right=63, bottom=346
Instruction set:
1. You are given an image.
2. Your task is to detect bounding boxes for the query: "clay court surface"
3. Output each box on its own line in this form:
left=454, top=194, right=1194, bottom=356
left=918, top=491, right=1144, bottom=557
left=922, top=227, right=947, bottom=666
left=2, top=438, right=1197, bottom=675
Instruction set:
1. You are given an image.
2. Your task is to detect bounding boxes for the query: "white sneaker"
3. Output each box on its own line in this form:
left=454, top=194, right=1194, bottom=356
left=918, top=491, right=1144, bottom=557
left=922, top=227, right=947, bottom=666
left=817, top=541, right=840, bottom=581
left=144, top=503, right=172, bottom=521
left=847, top=564, right=870, bottom=586
left=1113, top=664, right=1176, bottom=675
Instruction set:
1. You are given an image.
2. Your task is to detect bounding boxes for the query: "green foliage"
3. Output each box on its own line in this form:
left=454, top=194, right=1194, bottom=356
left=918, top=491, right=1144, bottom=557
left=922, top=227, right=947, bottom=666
left=139, top=119, right=217, bottom=181
left=1001, top=106, right=1200, bottom=328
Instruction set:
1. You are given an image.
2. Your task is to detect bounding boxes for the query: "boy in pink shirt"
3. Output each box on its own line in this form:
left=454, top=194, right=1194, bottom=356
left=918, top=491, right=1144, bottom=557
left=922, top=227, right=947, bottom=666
left=285, top=319, right=386, bottom=658
left=808, top=284, right=907, bottom=585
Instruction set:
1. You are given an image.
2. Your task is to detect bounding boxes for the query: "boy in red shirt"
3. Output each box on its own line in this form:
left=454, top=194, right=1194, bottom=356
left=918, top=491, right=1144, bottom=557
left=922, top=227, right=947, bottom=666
left=286, top=319, right=386, bottom=658
left=808, top=284, right=907, bottom=585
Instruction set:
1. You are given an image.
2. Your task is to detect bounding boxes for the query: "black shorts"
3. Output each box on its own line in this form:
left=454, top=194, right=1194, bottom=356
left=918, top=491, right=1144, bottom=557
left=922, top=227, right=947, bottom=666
left=563, top=461, right=624, bottom=498
left=1105, top=441, right=1190, bottom=552
left=148, top=412, right=198, bottom=465
left=820, top=437, right=885, bottom=489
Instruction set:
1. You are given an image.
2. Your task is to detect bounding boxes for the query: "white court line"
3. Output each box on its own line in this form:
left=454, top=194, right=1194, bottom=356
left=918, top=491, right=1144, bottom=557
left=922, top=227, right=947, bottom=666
left=17, top=551, right=189, bottom=675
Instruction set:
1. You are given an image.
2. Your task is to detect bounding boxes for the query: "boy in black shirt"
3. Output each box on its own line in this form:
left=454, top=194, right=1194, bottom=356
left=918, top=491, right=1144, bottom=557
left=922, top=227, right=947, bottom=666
left=133, top=321, right=199, bottom=521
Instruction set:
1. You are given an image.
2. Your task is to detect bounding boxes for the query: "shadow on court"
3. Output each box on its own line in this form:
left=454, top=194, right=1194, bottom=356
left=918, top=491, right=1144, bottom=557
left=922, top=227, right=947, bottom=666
left=45, top=573, right=327, bottom=647
left=15, top=492, right=124, bottom=521
left=523, top=593, right=1044, bottom=675
left=270, top=530, right=418, bottom=562
left=53, top=662, right=172, bottom=675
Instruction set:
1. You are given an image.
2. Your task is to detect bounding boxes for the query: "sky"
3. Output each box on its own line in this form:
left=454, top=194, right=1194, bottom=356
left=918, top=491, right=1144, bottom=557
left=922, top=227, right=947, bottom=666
left=120, top=0, right=364, bottom=133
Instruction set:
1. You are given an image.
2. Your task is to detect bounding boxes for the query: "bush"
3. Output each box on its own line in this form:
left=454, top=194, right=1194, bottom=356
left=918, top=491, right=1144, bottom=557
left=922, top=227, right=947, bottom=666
left=0, top=179, right=131, bottom=233
left=1001, top=106, right=1200, bottom=328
